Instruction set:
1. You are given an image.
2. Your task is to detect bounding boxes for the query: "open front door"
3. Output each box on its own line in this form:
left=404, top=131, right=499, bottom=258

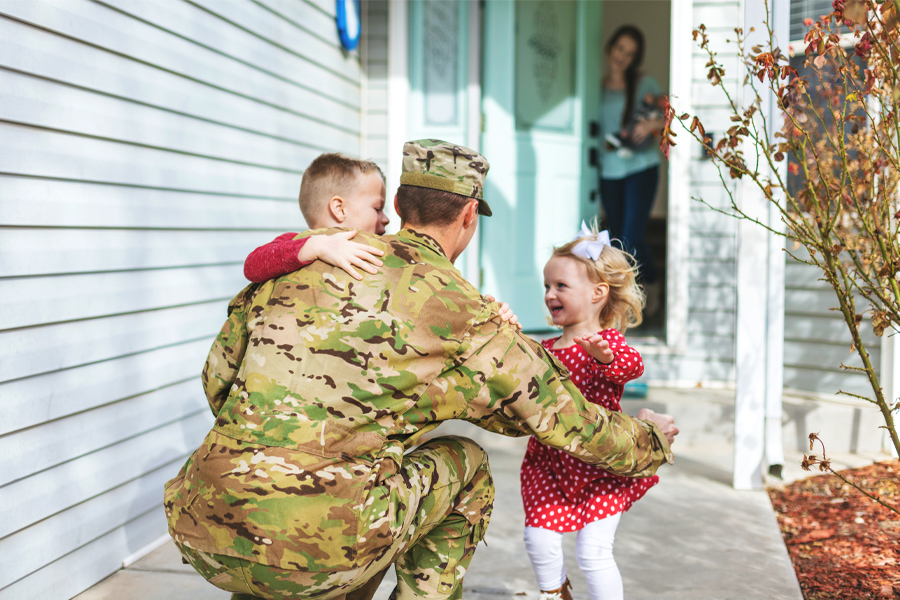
left=480, top=0, right=601, bottom=330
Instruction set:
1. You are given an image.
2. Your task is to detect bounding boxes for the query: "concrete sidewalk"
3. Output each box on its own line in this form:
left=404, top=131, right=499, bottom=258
left=81, top=387, right=886, bottom=600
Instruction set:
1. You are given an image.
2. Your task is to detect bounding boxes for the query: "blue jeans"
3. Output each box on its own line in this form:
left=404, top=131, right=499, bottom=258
left=600, top=165, right=660, bottom=283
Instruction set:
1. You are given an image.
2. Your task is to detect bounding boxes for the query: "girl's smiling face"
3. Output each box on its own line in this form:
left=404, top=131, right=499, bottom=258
left=543, top=255, right=608, bottom=329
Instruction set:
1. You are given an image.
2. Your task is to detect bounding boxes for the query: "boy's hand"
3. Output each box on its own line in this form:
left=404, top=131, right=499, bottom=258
left=485, top=295, right=522, bottom=329
left=638, top=408, right=679, bottom=446
left=574, top=333, right=614, bottom=364
left=298, top=230, right=384, bottom=280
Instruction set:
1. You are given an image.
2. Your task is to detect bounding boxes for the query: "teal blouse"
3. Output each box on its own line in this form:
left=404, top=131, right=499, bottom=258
left=599, top=75, right=663, bottom=180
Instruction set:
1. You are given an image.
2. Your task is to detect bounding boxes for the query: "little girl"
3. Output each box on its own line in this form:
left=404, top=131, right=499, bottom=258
left=520, top=222, right=656, bottom=600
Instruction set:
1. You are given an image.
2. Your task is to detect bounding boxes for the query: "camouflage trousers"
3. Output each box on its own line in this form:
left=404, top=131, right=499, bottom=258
left=177, top=436, right=494, bottom=600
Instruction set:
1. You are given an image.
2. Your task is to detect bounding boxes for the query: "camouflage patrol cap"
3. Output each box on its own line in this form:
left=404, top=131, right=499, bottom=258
left=400, top=139, right=492, bottom=216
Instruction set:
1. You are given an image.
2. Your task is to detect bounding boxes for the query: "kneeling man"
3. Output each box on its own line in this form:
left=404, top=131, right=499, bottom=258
left=164, top=139, right=676, bottom=600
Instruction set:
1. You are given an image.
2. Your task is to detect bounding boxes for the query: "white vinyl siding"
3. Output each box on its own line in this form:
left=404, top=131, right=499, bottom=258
left=0, top=0, right=362, bottom=597
left=783, top=253, right=880, bottom=396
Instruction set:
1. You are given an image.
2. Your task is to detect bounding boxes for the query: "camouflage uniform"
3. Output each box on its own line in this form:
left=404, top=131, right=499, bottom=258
left=165, top=141, right=673, bottom=600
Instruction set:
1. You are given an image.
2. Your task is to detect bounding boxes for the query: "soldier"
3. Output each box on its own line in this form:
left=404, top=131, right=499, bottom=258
left=164, top=139, right=677, bottom=600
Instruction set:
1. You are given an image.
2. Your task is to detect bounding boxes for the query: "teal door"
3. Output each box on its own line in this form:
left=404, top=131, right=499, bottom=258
left=480, top=0, right=601, bottom=330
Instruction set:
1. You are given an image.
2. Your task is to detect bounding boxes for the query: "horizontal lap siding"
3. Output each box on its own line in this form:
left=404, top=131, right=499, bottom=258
left=783, top=252, right=880, bottom=396
left=644, top=0, right=739, bottom=385
left=0, top=0, right=362, bottom=596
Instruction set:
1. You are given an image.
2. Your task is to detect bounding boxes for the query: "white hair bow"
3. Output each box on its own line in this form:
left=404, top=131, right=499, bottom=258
left=571, top=220, right=611, bottom=261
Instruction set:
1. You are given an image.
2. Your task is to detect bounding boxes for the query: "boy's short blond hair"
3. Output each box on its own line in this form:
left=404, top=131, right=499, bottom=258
left=553, top=237, right=646, bottom=333
left=299, top=153, right=385, bottom=225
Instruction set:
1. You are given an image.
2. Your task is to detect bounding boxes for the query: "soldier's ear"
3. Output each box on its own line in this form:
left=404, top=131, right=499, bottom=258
left=462, top=199, right=479, bottom=229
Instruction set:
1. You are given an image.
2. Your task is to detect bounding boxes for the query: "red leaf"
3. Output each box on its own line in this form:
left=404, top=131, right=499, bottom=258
left=789, top=527, right=836, bottom=544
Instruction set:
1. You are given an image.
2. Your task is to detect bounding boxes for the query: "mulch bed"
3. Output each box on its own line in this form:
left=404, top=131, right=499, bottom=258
left=767, top=460, right=900, bottom=599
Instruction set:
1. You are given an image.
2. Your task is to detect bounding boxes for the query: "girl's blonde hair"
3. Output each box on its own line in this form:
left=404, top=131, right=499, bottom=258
left=553, top=227, right=645, bottom=333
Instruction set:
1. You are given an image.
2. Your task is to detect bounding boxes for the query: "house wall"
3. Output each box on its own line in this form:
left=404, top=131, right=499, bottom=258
left=783, top=253, right=881, bottom=397
left=0, top=1, right=362, bottom=597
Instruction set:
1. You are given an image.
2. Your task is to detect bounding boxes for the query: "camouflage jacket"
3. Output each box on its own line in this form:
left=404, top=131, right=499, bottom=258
left=164, top=228, right=672, bottom=573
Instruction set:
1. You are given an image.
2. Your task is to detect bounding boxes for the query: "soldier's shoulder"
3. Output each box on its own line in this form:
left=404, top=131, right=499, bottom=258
left=228, top=281, right=266, bottom=312
left=306, top=227, right=390, bottom=251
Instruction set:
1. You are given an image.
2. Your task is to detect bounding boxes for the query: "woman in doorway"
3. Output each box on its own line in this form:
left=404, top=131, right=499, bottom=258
left=599, top=25, right=665, bottom=315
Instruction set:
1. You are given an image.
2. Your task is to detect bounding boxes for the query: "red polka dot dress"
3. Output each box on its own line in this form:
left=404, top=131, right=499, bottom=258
left=520, top=329, right=658, bottom=533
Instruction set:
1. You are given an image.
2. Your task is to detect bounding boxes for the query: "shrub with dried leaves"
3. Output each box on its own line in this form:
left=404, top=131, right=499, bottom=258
left=665, top=0, right=899, bottom=510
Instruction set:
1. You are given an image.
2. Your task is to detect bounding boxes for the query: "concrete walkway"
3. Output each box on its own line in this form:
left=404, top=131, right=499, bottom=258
left=78, top=387, right=891, bottom=600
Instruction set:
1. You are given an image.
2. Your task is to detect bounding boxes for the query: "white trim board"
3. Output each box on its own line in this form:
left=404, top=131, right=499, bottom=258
left=665, top=0, right=694, bottom=352
left=122, top=534, right=171, bottom=568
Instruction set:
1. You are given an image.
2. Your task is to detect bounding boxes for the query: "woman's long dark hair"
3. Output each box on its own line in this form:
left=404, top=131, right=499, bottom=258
left=605, top=25, right=646, bottom=128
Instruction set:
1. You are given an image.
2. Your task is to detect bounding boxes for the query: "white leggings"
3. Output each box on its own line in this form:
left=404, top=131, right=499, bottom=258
left=523, top=513, right=623, bottom=600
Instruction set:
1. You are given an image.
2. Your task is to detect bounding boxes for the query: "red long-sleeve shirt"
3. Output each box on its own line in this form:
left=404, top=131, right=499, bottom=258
left=243, top=233, right=312, bottom=283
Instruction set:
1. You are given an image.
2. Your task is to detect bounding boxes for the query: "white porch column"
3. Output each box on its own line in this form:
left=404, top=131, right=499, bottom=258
left=733, top=173, right=768, bottom=490
left=733, top=0, right=788, bottom=489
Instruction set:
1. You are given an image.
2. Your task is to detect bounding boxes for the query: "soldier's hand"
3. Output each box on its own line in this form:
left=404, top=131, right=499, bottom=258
left=574, top=333, right=614, bottom=364
left=485, top=295, right=522, bottom=329
left=298, top=231, right=384, bottom=280
left=638, top=408, right=679, bottom=446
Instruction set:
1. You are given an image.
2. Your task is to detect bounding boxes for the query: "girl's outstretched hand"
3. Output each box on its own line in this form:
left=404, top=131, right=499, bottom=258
left=297, top=230, right=384, bottom=280
left=574, top=333, right=615, bottom=364
left=485, top=295, right=522, bottom=329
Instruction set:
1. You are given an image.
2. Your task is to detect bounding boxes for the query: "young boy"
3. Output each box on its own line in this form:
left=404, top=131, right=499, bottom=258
left=243, top=151, right=520, bottom=327
left=244, top=153, right=389, bottom=282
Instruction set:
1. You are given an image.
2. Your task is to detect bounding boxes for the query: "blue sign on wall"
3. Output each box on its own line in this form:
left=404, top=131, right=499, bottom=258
left=336, top=0, right=361, bottom=51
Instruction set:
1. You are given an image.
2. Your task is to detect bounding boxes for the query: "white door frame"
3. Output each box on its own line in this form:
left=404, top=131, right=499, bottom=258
left=386, top=0, right=409, bottom=231
left=665, top=0, right=693, bottom=352
left=733, top=0, right=789, bottom=489
left=464, top=0, right=483, bottom=283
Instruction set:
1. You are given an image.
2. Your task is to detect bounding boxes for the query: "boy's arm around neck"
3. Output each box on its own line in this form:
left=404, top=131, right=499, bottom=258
left=243, top=232, right=307, bottom=282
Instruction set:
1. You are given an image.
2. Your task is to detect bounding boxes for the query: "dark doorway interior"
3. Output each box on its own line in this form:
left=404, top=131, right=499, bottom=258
left=598, top=0, right=670, bottom=341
